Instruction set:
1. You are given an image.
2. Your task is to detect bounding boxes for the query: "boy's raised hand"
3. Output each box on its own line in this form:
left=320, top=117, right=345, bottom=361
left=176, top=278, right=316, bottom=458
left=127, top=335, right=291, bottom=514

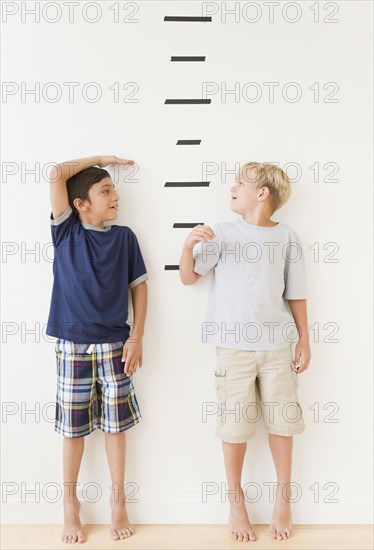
left=184, top=224, right=216, bottom=250
left=97, top=155, right=135, bottom=168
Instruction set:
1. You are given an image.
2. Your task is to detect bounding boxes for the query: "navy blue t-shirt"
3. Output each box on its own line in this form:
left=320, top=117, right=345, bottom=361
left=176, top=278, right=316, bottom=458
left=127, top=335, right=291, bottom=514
left=46, top=205, right=148, bottom=343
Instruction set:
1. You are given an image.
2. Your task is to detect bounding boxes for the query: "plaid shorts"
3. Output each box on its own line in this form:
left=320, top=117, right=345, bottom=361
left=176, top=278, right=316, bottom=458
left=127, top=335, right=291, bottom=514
left=54, top=339, right=142, bottom=438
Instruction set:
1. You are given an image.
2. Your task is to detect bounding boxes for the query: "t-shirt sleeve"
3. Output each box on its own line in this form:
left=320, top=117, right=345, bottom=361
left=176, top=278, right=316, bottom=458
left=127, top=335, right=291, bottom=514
left=50, top=205, right=77, bottom=248
left=128, top=230, right=148, bottom=289
left=192, top=224, right=221, bottom=276
left=283, top=229, right=308, bottom=300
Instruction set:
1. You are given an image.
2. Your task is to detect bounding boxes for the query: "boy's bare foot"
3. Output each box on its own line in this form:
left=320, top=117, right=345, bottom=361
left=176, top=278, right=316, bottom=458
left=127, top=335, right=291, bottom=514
left=269, top=487, right=293, bottom=540
left=109, top=492, right=134, bottom=540
left=62, top=498, right=85, bottom=543
left=229, top=488, right=257, bottom=542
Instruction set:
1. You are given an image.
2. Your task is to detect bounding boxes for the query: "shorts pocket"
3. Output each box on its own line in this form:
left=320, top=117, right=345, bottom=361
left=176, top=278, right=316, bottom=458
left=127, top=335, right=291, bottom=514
left=214, top=367, right=227, bottom=401
left=56, top=339, right=76, bottom=354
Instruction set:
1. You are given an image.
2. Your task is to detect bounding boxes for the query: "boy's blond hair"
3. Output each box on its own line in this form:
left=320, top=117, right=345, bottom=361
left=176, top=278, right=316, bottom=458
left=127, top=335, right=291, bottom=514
left=239, top=162, right=291, bottom=214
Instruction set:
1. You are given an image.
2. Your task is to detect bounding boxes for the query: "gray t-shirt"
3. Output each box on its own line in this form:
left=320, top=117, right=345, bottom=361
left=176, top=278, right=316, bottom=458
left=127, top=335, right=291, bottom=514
left=192, top=218, right=307, bottom=351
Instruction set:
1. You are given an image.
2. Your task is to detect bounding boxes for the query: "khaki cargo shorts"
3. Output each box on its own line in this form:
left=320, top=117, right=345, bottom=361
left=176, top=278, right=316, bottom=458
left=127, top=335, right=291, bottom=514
left=214, top=343, right=305, bottom=443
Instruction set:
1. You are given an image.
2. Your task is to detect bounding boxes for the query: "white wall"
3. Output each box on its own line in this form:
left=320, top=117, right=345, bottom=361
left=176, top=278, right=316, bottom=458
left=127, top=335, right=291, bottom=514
left=1, top=1, right=372, bottom=524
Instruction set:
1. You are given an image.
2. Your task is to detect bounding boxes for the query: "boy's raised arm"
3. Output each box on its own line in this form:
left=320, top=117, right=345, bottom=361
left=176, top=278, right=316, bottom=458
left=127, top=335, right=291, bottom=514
left=49, top=155, right=134, bottom=220
left=49, top=155, right=101, bottom=220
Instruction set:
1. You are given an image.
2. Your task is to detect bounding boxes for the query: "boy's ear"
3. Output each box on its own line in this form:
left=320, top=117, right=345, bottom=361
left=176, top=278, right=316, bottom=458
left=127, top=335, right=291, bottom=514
left=73, top=198, right=86, bottom=212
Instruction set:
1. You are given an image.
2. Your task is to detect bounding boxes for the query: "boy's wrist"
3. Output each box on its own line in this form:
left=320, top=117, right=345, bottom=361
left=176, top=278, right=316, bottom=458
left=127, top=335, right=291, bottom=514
left=129, top=324, right=144, bottom=338
left=183, top=243, right=193, bottom=252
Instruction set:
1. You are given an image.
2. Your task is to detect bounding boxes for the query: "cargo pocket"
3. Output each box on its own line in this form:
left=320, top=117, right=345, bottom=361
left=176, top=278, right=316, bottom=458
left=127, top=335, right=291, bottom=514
left=214, top=367, right=227, bottom=402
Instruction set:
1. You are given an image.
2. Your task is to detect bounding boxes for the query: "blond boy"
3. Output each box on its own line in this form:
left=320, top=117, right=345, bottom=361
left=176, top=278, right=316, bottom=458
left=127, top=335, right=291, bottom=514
left=179, top=162, right=311, bottom=542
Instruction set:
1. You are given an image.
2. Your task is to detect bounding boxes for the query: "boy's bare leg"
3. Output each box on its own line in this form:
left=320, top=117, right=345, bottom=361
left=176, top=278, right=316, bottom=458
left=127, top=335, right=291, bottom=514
left=222, top=441, right=257, bottom=542
left=62, top=436, right=85, bottom=543
left=105, top=431, right=134, bottom=540
left=268, top=434, right=293, bottom=540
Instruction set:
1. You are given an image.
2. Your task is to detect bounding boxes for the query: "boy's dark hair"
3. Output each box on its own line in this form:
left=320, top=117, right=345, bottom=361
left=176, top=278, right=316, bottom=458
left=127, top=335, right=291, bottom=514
left=67, top=166, right=111, bottom=218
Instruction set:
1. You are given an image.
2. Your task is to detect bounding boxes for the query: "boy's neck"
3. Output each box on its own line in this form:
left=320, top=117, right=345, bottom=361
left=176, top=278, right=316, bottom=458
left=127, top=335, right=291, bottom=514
left=79, top=214, right=106, bottom=229
left=242, top=211, right=277, bottom=228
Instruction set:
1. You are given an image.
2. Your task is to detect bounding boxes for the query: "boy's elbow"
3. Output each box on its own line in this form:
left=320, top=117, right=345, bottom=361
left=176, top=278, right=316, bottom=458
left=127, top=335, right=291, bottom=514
left=49, top=166, right=61, bottom=182
left=180, top=271, right=201, bottom=285
left=180, top=274, right=191, bottom=285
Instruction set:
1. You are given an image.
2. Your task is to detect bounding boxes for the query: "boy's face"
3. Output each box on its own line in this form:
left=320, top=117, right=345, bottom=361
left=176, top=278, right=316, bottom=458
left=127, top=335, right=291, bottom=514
left=230, top=168, right=266, bottom=215
left=83, top=177, right=120, bottom=221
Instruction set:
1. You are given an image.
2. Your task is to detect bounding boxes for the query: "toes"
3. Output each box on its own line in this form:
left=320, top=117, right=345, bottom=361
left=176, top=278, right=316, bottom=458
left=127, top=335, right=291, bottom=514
left=269, top=527, right=276, bottom=539
left=111, top=529, right=119, bottom=540
left=117, top=528, right=133, bottom=539
left=231, top=528, right=256, bottom=542
left=249, top=530, right=256, bottom=541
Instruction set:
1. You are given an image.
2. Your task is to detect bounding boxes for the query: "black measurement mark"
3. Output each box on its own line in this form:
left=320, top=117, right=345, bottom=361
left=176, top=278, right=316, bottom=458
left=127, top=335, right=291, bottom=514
left=165, top=99, right=211, bottom=104
left=176, top=140, right=201, bottom=145
left=164, top=16, right=212, bottom=22
left=173, top=223, right=204, bottom=228
left=164, top=181, right=210, bottom=188
left=171, top=56, right=206, bottom=62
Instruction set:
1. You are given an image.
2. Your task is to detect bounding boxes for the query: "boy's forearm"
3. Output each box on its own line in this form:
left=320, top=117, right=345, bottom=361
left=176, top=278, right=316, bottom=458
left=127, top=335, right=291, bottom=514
left=287, top=299, right=309, bottom=342
left=50, top=155, right=101, bottom=181
left=179, top=245, right=199, bottom=285
left=129, top=282, right=147, bottom=341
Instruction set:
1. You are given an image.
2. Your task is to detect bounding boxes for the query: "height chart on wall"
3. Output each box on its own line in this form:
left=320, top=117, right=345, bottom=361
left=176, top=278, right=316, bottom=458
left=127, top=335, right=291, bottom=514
left=1, top=2, right=373, bottom=549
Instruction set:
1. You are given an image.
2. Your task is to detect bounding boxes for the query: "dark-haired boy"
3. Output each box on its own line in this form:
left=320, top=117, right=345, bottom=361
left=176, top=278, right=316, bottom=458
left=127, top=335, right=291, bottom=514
left=46, top=155, right=148, bottom=543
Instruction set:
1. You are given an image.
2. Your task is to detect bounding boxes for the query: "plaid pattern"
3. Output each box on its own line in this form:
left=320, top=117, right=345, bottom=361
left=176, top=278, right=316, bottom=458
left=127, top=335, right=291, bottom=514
left=54, top=339, right=142, bottom=438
